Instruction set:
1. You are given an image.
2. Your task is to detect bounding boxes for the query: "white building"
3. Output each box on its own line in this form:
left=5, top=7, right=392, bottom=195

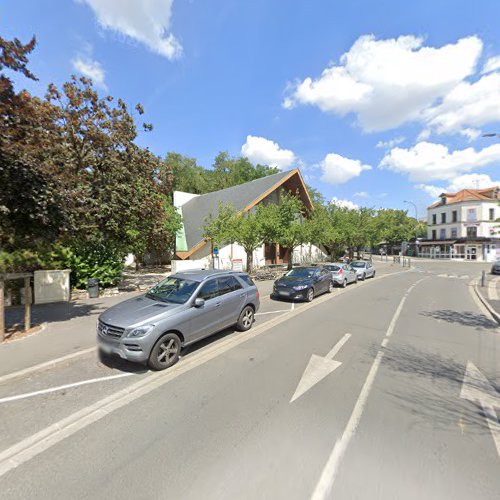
left=419, top=186, right=499, bottom=261
left=172, top=169, right=327, bottom=272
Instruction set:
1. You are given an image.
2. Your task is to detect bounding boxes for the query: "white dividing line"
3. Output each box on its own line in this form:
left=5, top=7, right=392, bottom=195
left=0, top=347, right=97, bottom=385
left=0, top=373, right=134, bottom=405
left=255, top=310, right=291, bottom=316
left=310, top=278, right=427, bottom=500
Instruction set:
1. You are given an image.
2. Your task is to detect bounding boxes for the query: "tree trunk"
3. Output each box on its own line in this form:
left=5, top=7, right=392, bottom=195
left=246, top=249, right=253, bottom=273
left=287, top=247, right=294, bottom=270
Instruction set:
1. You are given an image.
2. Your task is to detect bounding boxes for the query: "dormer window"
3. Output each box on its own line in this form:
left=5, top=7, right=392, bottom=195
left=441, top=196, right=447, bottom=205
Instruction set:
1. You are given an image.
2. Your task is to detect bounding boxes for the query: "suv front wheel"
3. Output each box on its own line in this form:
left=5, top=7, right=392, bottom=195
left=148, top=333, right=181, bottom=370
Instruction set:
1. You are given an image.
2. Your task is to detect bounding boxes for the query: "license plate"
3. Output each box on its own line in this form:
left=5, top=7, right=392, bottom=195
left=99, top=342, right=113, bottom=354
left=279, top=290, right=290, bottom=296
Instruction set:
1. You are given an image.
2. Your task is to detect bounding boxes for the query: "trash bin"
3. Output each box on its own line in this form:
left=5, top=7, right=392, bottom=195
left=87, top=278, right=100, bottom=298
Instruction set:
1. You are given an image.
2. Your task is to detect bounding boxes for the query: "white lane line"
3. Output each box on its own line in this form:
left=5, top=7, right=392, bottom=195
left=0, top=373, right=134, bottom=405
left=291, top=301, right=295, bottom=311
left=0, top=347, right=97, bottom=386
left=311, top=278, right=426, bottom=500
left=385, top=278, right=426, bottom=338
left=255, top=310, right=291, bottom=316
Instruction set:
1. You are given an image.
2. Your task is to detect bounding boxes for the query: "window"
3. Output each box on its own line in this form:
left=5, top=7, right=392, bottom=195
left=452, top=211, right=457, bottom=223
left=217, top=276, right=242, bottom=296
left=466, top=226, right=477, bottom=239
left=450, top=227, right=458, bottom=238
left=466, top=208, right=477, bottom=222
left=432, top=229, right=437, bottom=240
left=490, top=208, right=495, bottom=221
left=198, top=279, right=220, bottom=300
left=439, top=228, right=446, bottom=240
left=441, top=213, right=446, bottom=224
left=432, top=214, right=437, bottom=225
left=238, top=274, right=255, bottom=287
left=146, top=277, right=198, bottom=304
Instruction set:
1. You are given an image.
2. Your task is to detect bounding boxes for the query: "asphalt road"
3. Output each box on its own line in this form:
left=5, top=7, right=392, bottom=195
left=0, top=260, right=498, bottom=499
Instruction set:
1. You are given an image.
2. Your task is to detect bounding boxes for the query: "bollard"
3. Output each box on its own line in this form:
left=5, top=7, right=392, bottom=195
left=481, top=270, right=486, bottom=287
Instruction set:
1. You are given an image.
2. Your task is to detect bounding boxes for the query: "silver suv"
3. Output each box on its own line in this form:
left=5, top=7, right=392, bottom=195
left=97, top=270, right=260, bottom=370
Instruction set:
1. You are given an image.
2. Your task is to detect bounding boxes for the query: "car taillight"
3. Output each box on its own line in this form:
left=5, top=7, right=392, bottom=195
left=339, top=269, right=343, bottom=274
left=256, top=290, right=260, bottom=300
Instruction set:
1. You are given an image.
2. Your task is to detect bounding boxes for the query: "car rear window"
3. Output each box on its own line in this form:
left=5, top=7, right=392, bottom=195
left=326, top=265, right=341, bottom=272
left=238, top=274, right=255, bottom=287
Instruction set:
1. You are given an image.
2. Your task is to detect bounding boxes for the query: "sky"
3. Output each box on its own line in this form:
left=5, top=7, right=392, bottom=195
left=3, top=0, right=500, bottom=217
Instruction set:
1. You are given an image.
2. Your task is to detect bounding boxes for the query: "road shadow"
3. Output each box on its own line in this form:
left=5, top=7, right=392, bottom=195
left=420, top=309, right=498, bottom=331
left=98, top=352, right=149, bottom=374
left=373, top=343, right=499, bottom=435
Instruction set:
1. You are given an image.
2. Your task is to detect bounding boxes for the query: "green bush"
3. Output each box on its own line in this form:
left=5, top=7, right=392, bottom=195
left=69, top=243, right=125, bottom=289
left=0, top=245, right=73, bottom=274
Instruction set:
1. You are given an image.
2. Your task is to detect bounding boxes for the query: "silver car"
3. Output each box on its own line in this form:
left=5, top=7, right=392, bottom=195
left=97, top=270, right=260, bottom=370
left=324, top=263, right=358, bottom=288
left=350, top=260, right=376, bottom=280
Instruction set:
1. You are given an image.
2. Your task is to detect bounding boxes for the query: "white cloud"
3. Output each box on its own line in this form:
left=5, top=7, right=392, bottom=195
left=425, top=72, right=500, bottom=136
left=72, top=56, right=106, bottom=88
left=482, top=55, right=500, bottom=74
left=78, top=0, right=182, bottom=59
left=320, top=153, right=371, bottom=185
left=284, top=34, right=482, bottom=132
left=376, top=137, right=405, bottom=149
left=241, top=135, right=296, bottom=170
left=354, top=191, right=369, bottom=197
left=417, top=129, right=431, bottom=141
left=380, top=141, right=500, bottom=181
left=330, top=197, right=359, bottom=210
left=417, top=173, right=500, bottom=199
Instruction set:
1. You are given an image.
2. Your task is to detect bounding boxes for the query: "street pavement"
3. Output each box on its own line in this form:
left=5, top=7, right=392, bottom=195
left=0, top=259, right=498, bottom=499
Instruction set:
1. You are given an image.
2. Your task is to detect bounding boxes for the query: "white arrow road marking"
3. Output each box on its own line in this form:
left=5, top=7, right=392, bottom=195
left=460, top=361, right=500, bottom=457
left=290, top=334, right=351, bottom=403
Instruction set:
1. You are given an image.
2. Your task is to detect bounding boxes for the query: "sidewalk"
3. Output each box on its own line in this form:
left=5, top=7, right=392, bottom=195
left=476, top=273, right=500, bottom=324
left=0, top=291, right=142, bottom=378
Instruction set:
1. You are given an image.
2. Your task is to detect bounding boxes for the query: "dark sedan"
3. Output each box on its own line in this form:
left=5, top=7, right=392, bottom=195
left=272, top=266, right=334, bottom=302
left=492, top=260, right=500, bottom=275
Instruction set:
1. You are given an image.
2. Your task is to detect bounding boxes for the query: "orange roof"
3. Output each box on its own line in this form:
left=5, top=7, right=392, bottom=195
left=429, top=186, right=499, bottom=208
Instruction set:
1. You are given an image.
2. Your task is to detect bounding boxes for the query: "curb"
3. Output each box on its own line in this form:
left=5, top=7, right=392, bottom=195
left=473, top=282, right=500, bottom=325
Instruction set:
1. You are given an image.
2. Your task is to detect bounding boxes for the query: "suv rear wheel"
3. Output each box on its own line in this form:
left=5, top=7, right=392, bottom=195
left=236, top=306, right=254, bottom=331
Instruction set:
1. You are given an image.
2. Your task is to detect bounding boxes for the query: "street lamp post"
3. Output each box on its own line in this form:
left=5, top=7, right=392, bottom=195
left=404, top=200, right=419, bottom=257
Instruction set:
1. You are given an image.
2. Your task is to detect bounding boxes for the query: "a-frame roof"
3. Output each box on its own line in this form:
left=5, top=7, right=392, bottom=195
left=176, top=168, right=312, bottom=259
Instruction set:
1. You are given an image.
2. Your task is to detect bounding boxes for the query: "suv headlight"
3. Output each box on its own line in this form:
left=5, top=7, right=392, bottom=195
left=293, top=285, right=308, bottom=290
left=126, top=324, right=155, bottom=338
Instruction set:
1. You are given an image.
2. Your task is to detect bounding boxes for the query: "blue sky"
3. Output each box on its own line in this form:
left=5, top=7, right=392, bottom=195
left=3, top=0, right=500, bottom=216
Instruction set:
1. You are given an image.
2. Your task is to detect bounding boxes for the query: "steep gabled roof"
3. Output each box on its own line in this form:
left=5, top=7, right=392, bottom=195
left=429, top=186, right=499, bottom=208
left=176, top=168, right=312, bottom=258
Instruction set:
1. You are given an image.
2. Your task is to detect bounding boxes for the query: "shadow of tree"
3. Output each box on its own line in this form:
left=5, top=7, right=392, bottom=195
left=420, top=309, right=498, bottom=330
left=373, top=343, right=499, bottom=435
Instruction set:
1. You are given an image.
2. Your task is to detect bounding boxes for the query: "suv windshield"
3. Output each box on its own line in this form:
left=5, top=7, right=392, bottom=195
left=285, top=268, right=316, bottom=278
left=351, top=261, right=366, bottom=268
left=146, top=277, right=198, bottom=304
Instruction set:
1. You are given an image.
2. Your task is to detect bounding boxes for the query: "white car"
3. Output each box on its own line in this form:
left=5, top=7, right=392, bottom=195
left=350, top=260, right=376, bottom=280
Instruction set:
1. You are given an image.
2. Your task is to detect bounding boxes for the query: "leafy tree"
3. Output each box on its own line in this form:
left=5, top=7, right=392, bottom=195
left=233, top=210, right=266, bottom=272
left=202, top=203, right=238, bottom=266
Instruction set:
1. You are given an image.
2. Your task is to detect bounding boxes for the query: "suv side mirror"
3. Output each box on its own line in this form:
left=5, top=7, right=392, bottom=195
left=194, top=297, right=205, bottom=308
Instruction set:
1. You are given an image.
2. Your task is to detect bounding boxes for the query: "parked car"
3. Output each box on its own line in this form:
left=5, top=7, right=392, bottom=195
left=97, top=270, right=260, bottom=370
left=491, top=260, right=500, bottom=275
left=350, top=260, right=376, bottom=280
left=323, top=263, right=358, bottom=287
left=272, top=266, right=334, bottom=302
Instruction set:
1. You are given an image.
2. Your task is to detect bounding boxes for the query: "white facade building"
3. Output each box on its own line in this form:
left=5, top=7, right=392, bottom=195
left=173, top=169, right=328, bottom=271
left=420, top=187, right=499, bottom=261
